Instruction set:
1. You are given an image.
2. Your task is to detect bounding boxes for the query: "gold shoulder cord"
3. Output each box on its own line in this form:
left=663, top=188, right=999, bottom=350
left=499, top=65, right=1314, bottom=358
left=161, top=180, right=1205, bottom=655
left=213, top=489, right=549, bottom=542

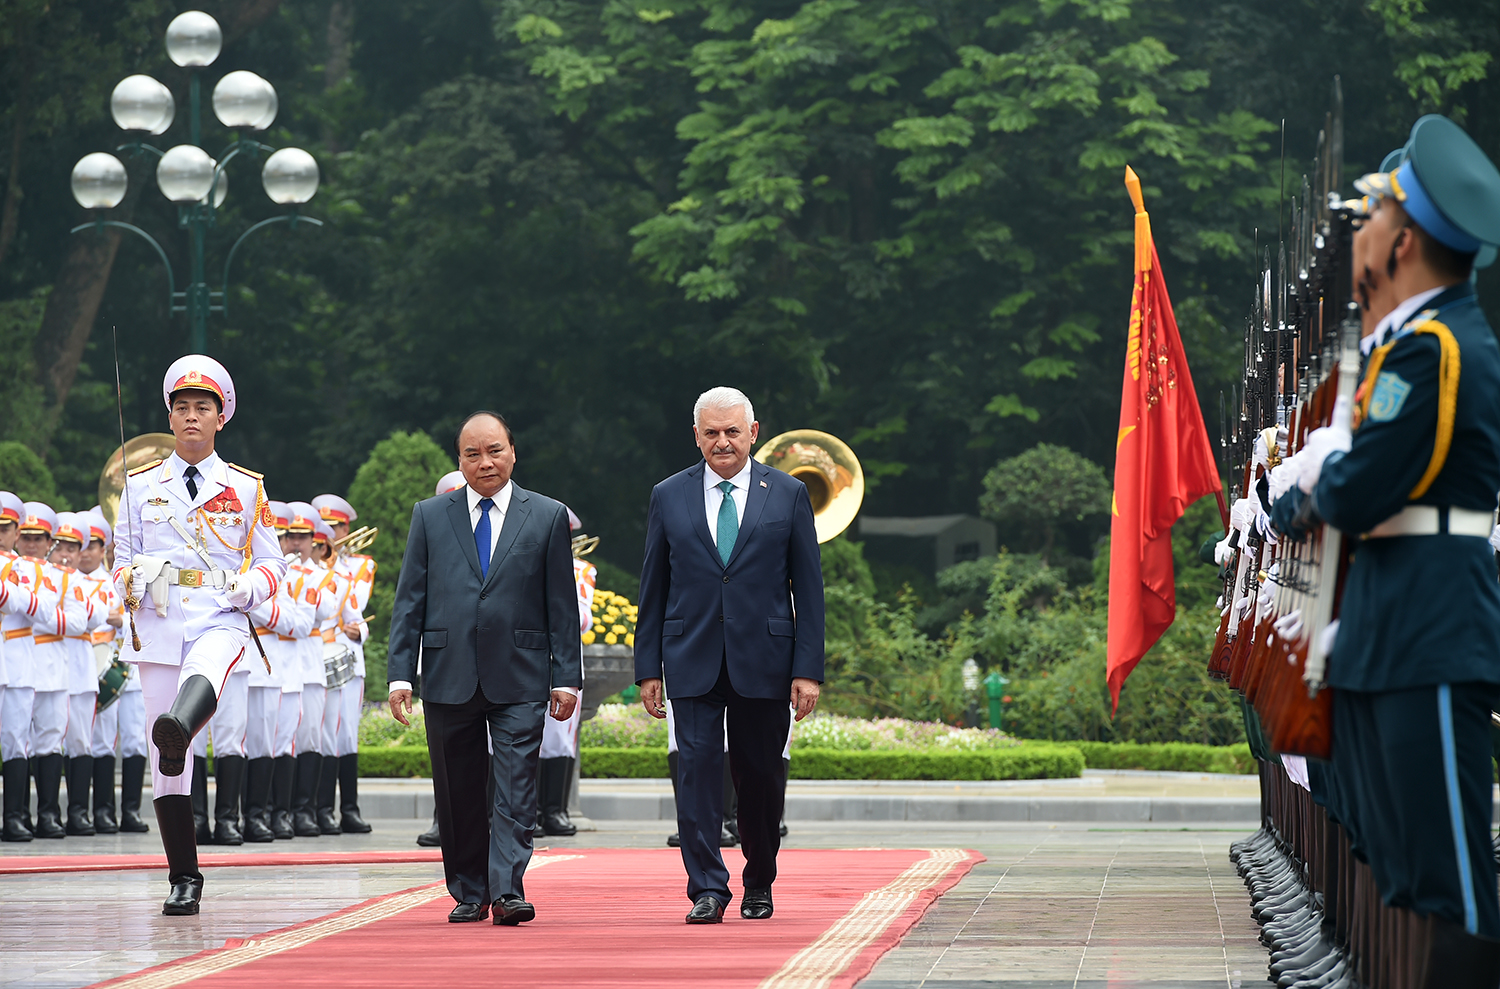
left=1358, top=320, right=1460, bottom=499
left=194, top=478, right=267, bottom=572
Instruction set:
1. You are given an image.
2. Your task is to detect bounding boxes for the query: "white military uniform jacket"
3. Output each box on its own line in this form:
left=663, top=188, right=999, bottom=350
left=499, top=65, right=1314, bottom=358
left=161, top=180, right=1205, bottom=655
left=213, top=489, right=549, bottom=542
left=64, top=566, right=110, bottom=694
left=112, top=451, right=286, bottom=666
left=2, top=557, right=87, bottom=692
left=0, top=549, right=39, bottom=688
left=305, top=562, right=347, bottom=686
left=332, top=552, right=375, bottom=678
left=86, top=565, right=135, bottom=693
left=268, top=556, right=317, bottom=692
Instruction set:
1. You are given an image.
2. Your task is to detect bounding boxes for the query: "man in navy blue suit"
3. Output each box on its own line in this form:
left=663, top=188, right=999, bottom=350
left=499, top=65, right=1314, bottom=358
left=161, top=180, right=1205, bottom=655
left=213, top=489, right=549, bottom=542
left=636, top=387, right=825, bottom=925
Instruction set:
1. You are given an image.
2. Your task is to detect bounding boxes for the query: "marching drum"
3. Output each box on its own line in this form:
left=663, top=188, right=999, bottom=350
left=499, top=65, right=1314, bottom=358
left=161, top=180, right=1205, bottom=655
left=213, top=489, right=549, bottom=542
left=323, top=641, right=355, bottom=689
left=97, top=656, right=132, bottom=712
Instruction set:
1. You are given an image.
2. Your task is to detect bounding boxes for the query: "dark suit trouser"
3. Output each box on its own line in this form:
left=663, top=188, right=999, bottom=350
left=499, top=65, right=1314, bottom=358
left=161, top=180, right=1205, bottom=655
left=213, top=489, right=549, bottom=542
left=425, top=690, right=546, bottom=906
left=674, top=661, right=791, bottom=907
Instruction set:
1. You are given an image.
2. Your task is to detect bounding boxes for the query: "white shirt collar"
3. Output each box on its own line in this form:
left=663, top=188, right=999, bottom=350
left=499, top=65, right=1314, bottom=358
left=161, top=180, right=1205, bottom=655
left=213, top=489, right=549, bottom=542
left=467, top=480, right=514, bottom=515
left=1371, top=284, right=1453, bottom=349
left=166, top=449, right=222, bottom=482
left=704, top=458, right=752, bottom=493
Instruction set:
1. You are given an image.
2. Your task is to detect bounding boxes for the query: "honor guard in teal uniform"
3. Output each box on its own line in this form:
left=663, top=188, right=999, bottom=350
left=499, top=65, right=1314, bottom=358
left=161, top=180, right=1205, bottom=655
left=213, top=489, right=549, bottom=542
left=113, top=355, right=287, bottom=914
left=1272, top=115, right=1500, bottom=985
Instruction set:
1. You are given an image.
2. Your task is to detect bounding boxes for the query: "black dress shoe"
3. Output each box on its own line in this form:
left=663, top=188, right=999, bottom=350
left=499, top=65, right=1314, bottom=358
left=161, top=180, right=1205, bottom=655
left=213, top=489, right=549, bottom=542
left=686, top=895, right=724, bottom=925
left=494, top=896, right=536, bottom=926
left=416, top=814, right=441, bottom=847
left=448, top=902, right=489, bottom=923
left=163, top=876, right=204, bottom=916
left=213, top=819, right=244, bottom=846
left=667, top=832, right=681, bottom=848
left=741, top=888, right=773, bottom=920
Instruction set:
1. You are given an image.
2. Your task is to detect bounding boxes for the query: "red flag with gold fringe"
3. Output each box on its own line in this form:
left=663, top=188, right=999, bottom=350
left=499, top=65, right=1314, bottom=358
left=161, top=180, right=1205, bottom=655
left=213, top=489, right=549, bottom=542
left=1106, top=167, right=1222, bottom=712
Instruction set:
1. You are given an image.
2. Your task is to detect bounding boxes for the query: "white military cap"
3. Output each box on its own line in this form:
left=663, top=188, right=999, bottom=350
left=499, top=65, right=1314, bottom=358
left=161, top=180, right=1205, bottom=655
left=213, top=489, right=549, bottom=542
left=286, top=502, right=318, bottom=533
left=312, top=518, right=335, bottom=545
left=312, top=494, right=356, bottom=524
left=162, top=354, right=237, bottom=423
left=0, top=491, right=21, bottom=525
left=84, top=511, right=112, bottom=545
left=19, top=502, right=58, bottom=536
left=565, top=505, right=581, bottom=531
left=267, top=500, right=291, bottom=532
left=435, top=471, right=465, bottom=497
left=54, top=512, right=87, bottom=545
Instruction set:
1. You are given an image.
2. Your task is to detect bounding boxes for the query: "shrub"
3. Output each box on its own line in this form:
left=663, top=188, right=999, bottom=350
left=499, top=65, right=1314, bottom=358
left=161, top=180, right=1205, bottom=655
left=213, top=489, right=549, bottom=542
left=0, top=441, right=62, bottom=506
left=576, top=746, right=1084, bottom=780
left=1065, top=741, right=1255, bottom=774
left=358, top=746, right=432, bottom=777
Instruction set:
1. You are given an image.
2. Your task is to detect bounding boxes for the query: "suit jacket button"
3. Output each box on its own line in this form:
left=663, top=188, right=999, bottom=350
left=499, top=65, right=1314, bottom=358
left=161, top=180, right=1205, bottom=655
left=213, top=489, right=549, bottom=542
left=719, top=615, right=724, bottom=623
left=723, top=575, right=729, bottom=583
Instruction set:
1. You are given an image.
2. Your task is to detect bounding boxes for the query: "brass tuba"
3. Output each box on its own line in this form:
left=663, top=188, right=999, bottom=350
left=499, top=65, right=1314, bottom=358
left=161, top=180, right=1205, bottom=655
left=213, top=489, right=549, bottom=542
left=753, top=429, right=863, bottom=543
left=98, top=433, right=178, bottom=526
left=333, top=525, right=379, bottom=556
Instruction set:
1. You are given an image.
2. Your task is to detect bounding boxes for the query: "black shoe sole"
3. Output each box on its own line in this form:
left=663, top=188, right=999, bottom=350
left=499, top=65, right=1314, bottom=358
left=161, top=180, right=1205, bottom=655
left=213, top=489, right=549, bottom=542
left=495, top=904, right=535, bottom=926
left=162, top=902, right=201, bottom=916
left=152, top=717, right=190, bottom=777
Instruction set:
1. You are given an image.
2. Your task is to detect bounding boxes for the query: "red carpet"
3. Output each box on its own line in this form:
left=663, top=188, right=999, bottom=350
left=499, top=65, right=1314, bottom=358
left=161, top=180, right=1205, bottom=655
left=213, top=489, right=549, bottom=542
left=89, top=847, right=981, bottom=989
left=0, top=849, right=444, bottom=875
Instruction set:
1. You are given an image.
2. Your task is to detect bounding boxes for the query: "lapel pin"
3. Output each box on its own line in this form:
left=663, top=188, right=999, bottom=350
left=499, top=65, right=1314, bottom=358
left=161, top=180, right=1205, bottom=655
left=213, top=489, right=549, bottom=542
left=760, top=480, right=768, bottom=488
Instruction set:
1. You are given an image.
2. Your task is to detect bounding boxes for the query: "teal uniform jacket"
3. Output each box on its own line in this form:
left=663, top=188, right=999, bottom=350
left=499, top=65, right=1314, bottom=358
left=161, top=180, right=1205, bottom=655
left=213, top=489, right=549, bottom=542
left=1272, top=282, right=1500, bottom=691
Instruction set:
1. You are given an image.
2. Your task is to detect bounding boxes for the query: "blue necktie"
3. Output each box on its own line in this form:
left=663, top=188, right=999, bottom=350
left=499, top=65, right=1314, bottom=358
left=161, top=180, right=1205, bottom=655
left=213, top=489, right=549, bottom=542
left=476, top=497, right=495, bottom=578
left=716, top=480, right=737, bottom=567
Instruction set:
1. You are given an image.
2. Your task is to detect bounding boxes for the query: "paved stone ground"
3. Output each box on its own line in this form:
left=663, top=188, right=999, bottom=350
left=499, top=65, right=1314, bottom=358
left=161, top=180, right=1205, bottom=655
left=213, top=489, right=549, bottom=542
left=0, top=819, right=1274, bottom=989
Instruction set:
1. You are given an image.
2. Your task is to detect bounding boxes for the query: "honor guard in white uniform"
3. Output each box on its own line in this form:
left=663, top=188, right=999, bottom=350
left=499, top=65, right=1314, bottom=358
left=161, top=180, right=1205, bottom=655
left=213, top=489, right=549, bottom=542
left=83, top=511, right=144, bottom=835
left=241, top=499, right=295, bottom=842
left=271, top=503, right=316, bottom=838
left=285, top=504, right=337, bottom=836
left=2, top=505, right=89, bottom=840
left=113, top=355, right=286, bottom=915
left=309, top=518, right=356, bottom=834
left=54, top=513, right=106, bottom=835
left=0, top=494, right=43, bottom=841
left=313, top=493, right=374, bottom=833
left=415, top=471, right=465, bottom=849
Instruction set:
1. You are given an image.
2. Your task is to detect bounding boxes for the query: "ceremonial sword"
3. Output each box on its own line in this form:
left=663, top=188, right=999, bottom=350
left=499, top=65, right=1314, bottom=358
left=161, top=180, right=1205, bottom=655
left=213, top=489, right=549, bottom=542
left=110, top=326, right=142, bottom=652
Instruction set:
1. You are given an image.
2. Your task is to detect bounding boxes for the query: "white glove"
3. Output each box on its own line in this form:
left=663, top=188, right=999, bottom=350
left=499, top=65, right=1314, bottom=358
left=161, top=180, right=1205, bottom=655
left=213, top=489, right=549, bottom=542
left=225, top=572, right=255, bottom=609
left=1255, top=567, right=1277, bottom=623
left=1489, top=524, right=1500, bottom=553
left=1274, top=607, right=1304, bottom=642
left=1297, top=399, right=1354, bottom=494
left=1316, top=618, right=1340, bottom=661
left=1267, top=453, right=1302, bottom=503
left=1213, top=534, right=1235, bottom=566
left=1229, top=497, right=1255, bottom=533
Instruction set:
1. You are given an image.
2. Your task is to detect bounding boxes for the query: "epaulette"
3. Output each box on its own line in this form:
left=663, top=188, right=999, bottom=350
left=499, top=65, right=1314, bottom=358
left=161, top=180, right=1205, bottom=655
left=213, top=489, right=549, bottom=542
left=127, top=459, right=163, bottom=477
left=227, top=463, right=264, bottom=480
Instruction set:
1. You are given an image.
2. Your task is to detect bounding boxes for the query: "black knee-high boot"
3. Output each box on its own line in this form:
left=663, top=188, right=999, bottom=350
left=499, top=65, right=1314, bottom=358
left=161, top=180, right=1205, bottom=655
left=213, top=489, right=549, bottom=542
left=317, top=754, right=340, bottom=834
left=155, top=794, right=204, bottom=915
left=780, top=756, right=790, bottom=837
left=666, top=751, right=681, bottom=847
left=120, top=755, right=149, bottom=832
left=2, top=759, right=32, bottom=842
left=539, top=757, right=577, bottom=836
left=190, top=759, right=210, bottom=844
left=93, top=755, right=118, bottom=833
left=721, top=758, right=739, bottom=846
left=212, top=755, right=245, bottom=845
left=33, top=753, right=66, bottom=838
left=292, top=751, right=322, bottom=837
left=243, top=757, right=275, bottom=842
left=152, top=675, right=217, bottom=778
left=66, top=755, right=95, bottom=835
left=338, top=754, right=371, bottom=833
left=271, top=754, right=296, bottom=839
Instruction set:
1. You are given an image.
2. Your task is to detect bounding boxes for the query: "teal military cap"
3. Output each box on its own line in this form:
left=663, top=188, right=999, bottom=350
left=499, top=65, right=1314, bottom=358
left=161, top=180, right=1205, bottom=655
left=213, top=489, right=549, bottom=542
left=1355, top=115, right=1500, bottom=254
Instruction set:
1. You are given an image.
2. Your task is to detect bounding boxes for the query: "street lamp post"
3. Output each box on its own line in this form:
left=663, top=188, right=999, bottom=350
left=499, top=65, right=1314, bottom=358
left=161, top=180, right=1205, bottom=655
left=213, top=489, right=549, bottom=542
left=69, top=10, right=322, bottom=353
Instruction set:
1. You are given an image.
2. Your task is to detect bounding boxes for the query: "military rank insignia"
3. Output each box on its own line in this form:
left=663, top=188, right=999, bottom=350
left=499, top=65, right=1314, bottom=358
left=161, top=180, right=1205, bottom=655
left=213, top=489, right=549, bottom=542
left=260, top=503, right=275, bottom=528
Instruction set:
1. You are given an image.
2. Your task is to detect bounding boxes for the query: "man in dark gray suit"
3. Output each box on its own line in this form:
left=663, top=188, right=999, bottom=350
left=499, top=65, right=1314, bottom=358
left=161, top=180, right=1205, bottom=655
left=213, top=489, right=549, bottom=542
left=388, top=411, right=581, bottom=925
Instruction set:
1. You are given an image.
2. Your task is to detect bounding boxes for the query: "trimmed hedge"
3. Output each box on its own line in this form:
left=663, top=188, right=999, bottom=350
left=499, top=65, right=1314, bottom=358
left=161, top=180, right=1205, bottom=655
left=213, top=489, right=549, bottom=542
left=355, top=741, right=1248, bottom=778
left=578, top=745, right=1084, bottom=781
left=1060, top=741, right=1255, bottom=775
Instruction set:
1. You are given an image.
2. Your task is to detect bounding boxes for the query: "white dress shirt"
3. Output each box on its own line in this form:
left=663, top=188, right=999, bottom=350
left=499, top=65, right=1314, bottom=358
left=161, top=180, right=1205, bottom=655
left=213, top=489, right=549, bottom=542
left=390, top=478, right=575, bottom=698
left=704, top=458, right=751, bottom=547
left=1362, top=284, right=1450, bottom=354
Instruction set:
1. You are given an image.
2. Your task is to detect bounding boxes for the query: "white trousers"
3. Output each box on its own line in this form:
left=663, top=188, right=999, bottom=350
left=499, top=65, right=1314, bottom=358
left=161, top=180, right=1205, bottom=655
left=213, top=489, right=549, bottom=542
left=139, top=627, right=250, bottom=798
left=335, top=677, right=363, bottom=756
left=30, top=690, right=67, bottom=757
left=321, top=682, right=343, bottom=755
left=208, top=671, right=250, bottom=759
left=273, top=690, right=301, bottom=757
left=92, top=690, right=147, bottom=758
left=64, top=692, right=97, bottom=758
left=540, top=687, right=582, bottom=759
left=245, top=685, right=279, bottom=759
left=0, top=686, right=34, bottom=761
left=297, top=684, right=326, bottom=755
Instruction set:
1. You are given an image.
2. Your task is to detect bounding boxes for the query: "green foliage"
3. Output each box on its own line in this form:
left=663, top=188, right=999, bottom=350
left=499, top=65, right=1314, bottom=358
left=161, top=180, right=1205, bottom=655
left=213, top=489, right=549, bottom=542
left=346, top=431, right=455, bottom=698
left=980, top=444, right=1111, bottom=561
left=575, top=746, right=1085, bottom=780
left=0, top=441, right=62, bottom=506
left=0, top=291, right=47, bottom=448
left=589, top=555, right=640, bottom=602
left=1064, top=740, right=1255, bottom=774
left=357, top=745, right=432, bottom=778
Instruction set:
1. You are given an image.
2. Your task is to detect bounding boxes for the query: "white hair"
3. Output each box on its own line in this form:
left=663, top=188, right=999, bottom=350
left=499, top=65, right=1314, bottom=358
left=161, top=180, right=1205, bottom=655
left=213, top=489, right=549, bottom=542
left=693, top=386, right=755, bottom=429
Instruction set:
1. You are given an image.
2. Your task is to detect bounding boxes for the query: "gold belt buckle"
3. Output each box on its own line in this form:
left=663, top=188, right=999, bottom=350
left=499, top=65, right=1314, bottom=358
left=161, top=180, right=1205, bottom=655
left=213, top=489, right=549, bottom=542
left=179, top=569, right=203, bottom=588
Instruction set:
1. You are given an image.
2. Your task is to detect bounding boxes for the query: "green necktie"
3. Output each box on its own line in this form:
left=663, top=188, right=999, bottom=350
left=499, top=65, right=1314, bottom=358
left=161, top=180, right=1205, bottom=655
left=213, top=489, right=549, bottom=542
left=716, top=480, right=738, bottom=566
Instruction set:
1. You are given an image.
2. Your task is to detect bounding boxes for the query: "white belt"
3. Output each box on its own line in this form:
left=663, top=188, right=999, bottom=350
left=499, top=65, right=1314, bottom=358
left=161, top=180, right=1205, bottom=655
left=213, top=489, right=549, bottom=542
left=1366, top=505, right=1494, bottom=539
left=163, top=565, right=228, bottom=589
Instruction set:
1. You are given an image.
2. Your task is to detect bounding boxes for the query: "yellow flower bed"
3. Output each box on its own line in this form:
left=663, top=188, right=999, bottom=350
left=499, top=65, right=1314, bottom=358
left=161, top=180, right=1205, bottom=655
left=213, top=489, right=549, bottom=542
left=582, top=590, right=638, bottom=647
